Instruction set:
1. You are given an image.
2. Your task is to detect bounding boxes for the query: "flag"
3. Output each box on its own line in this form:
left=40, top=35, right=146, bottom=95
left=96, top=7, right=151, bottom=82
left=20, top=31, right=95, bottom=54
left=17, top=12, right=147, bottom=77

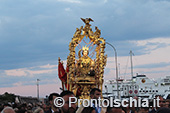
left=58, top=61, right=67, bottom=82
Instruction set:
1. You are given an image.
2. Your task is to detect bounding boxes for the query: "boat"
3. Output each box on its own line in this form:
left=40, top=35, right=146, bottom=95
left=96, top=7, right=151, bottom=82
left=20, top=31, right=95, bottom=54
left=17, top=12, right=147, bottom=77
left=103, top=74, right=170, bottom=99
left=103, top=51, right=170, bottom=99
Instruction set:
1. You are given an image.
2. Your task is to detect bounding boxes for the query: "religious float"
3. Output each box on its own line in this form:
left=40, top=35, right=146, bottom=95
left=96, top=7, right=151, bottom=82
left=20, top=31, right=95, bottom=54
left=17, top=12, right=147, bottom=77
left=58, top=18, right=107, bottom=99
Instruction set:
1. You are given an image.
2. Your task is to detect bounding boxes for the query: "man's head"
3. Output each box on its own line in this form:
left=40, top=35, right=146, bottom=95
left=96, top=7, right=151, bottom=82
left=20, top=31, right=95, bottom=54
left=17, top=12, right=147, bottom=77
left=42, top=104, right=48, bottom=112
left=90, top=88, right=101, bottom=99
left=106, top=106, right=122, bottom=113
left=164, top=100, right=170, bottom=108
left=48, top=93, right=60, bottom=109
left=81, top=107, right=96, bottom=113
left=1, top=107, right=15, bottom=113
left=157, top=108, right=170, bottom=113
left=155, top=95, right=164, bottom=109
left=138, top=107, right=149, bottom=113
left=60, top=90, right=77, bottom=113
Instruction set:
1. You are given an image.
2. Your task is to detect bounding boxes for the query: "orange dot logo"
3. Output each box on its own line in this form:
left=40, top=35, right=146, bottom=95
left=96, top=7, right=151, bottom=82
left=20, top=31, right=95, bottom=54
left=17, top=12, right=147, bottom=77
left=141, top=79, right=146, bottom=83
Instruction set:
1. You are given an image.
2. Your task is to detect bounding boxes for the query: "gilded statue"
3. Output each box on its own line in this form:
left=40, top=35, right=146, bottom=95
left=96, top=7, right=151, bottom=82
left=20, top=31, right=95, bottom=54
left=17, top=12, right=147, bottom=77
left=58, top=18, right=107, bottom=99
left=76, top=46, right=95, bottom=76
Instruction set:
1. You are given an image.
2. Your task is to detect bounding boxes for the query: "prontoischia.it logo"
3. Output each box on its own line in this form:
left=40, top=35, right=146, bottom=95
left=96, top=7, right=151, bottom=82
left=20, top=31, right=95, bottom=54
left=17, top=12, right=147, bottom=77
left=54, top=97, right=161, bottom=108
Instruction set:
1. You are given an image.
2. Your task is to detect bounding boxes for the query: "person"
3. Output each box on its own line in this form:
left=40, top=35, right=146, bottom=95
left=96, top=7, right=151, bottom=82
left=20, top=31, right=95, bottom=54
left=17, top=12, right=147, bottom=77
left=149, top=95, right=164, bottom=113
left=156, top=107, right=170, bottom=113
left=27, top=103, right=33, bottom=113
left=106, top=106, right=122, bottom=113
left=122, top=101, right=136, bottom=113
left=60, top=90, right=77, bottom=113
left=42, top=104, right=49, bottom=113
left=90, top=88, right=107, bottom=113
left=137, top=107, right=149, bottom=113
left=76, top=88, right=106, bottom=113
left=33, top=107, right=44, bottom=113
left=1, top=107, right=15, bottom=113
left=164, top=99, right=170, bottom=108
left=90, top=88, right=101, bottom=99
left=3, top=103, right=12, bottom=108
left=46, top=93, right=61, bottom=113
left=81, top=107, right=96, bottom=113
left=17, top=103, right=27, bottom=113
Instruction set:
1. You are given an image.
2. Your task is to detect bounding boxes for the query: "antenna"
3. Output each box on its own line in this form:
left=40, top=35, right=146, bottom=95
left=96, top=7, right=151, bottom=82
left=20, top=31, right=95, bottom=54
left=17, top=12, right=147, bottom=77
left=130, top=50, right=134, bottom=79
left=118, top=63, right=120, bottom=78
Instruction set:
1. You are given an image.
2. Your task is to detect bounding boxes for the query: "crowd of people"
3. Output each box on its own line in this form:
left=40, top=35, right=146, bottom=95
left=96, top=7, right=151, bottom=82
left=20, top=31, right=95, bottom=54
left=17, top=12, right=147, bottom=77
left=1, top=88, right=170, bottom=113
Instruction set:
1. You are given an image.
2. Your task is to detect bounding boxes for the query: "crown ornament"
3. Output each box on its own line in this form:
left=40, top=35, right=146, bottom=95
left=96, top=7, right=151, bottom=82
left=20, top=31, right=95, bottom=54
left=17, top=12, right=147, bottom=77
left=82, top=46, right=89, bottom=51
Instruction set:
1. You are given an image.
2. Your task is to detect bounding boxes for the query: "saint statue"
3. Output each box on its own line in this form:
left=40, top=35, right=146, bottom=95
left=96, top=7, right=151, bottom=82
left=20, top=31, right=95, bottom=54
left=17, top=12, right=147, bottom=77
left=76, top=46, right=95, bottom=76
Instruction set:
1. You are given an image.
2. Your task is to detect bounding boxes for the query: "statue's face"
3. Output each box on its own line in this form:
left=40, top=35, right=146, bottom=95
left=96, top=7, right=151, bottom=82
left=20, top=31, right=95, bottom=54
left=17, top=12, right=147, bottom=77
left=83, top=50, right=88, bottom=56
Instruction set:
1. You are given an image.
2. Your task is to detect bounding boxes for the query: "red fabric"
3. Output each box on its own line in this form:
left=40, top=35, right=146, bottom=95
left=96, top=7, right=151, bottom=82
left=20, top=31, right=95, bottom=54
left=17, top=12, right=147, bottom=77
left=66, top=65, right=69, bottom=73
left=58, top=62, right=67, bottom=82
left=76, top=87, right=81, bottom=97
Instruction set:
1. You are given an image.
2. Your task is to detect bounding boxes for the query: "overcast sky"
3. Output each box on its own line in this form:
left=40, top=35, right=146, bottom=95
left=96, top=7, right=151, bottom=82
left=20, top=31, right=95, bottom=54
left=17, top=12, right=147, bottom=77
left=0, top=0, right=170, bottom=97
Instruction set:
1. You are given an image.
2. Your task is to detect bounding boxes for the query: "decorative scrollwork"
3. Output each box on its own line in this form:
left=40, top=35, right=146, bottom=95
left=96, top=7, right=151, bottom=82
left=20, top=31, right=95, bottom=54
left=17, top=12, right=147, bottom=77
left=63, top=18, right=107, bottom=99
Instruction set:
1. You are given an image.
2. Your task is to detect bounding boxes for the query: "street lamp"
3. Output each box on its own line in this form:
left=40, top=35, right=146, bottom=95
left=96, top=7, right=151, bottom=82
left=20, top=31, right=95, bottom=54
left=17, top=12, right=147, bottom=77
left=37, top=79, right=40, bottom=100
left=106, top=42, right=119, bottom=99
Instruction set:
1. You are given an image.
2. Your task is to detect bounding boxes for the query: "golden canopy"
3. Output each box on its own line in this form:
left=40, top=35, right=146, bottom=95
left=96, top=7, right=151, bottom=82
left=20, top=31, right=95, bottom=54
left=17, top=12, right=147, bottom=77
left=58, top=18, right=107, bottom=99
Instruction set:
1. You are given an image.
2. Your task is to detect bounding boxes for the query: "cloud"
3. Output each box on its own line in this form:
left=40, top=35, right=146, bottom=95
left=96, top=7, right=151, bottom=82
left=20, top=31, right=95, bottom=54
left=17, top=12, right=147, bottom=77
left=104, top=37, right=170, bottom=80
left=39, top=64, right=57, bottom=69
left=135, top=62, right=170, bottom=68
left=13, top=82, right=23, bottom=87
left=104, top=0, right=108, bottom=3
left=57, top=0, right=81, bottom=3
left=65, top=8, right=71, bottom=11
left=5, top=68, right=56, bottom=77
left=129, top=37, right=170, bottom=54
left=1, top=0, right=170, bottom=96
left=134, top=37, right=170, bottom=46
left=0, top=83, right=61, bottom=97
left=1, top=0, right=170, bottom=70
left=154, top=0, right=170, bottom=2
left=0, top=63, right=60, bottom=89
left=4, top=63, right=57, bottom=77
left=5, top=69, right=27, bottom=77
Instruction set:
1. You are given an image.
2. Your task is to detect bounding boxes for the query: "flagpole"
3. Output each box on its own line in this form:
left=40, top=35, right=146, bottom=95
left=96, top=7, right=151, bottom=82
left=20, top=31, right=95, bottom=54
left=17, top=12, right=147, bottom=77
left=37, top=79, right=40, bottom=100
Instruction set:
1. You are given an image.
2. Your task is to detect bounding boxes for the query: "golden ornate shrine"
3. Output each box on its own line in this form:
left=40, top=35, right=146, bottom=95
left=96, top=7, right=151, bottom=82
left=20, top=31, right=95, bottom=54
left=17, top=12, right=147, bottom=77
left=58, top=18, right=107, bottom=99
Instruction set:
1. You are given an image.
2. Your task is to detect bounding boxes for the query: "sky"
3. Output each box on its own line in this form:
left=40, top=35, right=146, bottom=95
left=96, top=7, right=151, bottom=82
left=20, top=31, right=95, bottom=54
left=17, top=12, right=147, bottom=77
left=0, top=0, right=170, bottom=98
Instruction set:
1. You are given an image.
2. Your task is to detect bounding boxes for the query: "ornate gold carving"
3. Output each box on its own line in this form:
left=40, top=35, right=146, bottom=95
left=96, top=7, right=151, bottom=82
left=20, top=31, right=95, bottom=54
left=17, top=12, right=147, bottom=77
left=61, top=18, right=107, bottom=99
